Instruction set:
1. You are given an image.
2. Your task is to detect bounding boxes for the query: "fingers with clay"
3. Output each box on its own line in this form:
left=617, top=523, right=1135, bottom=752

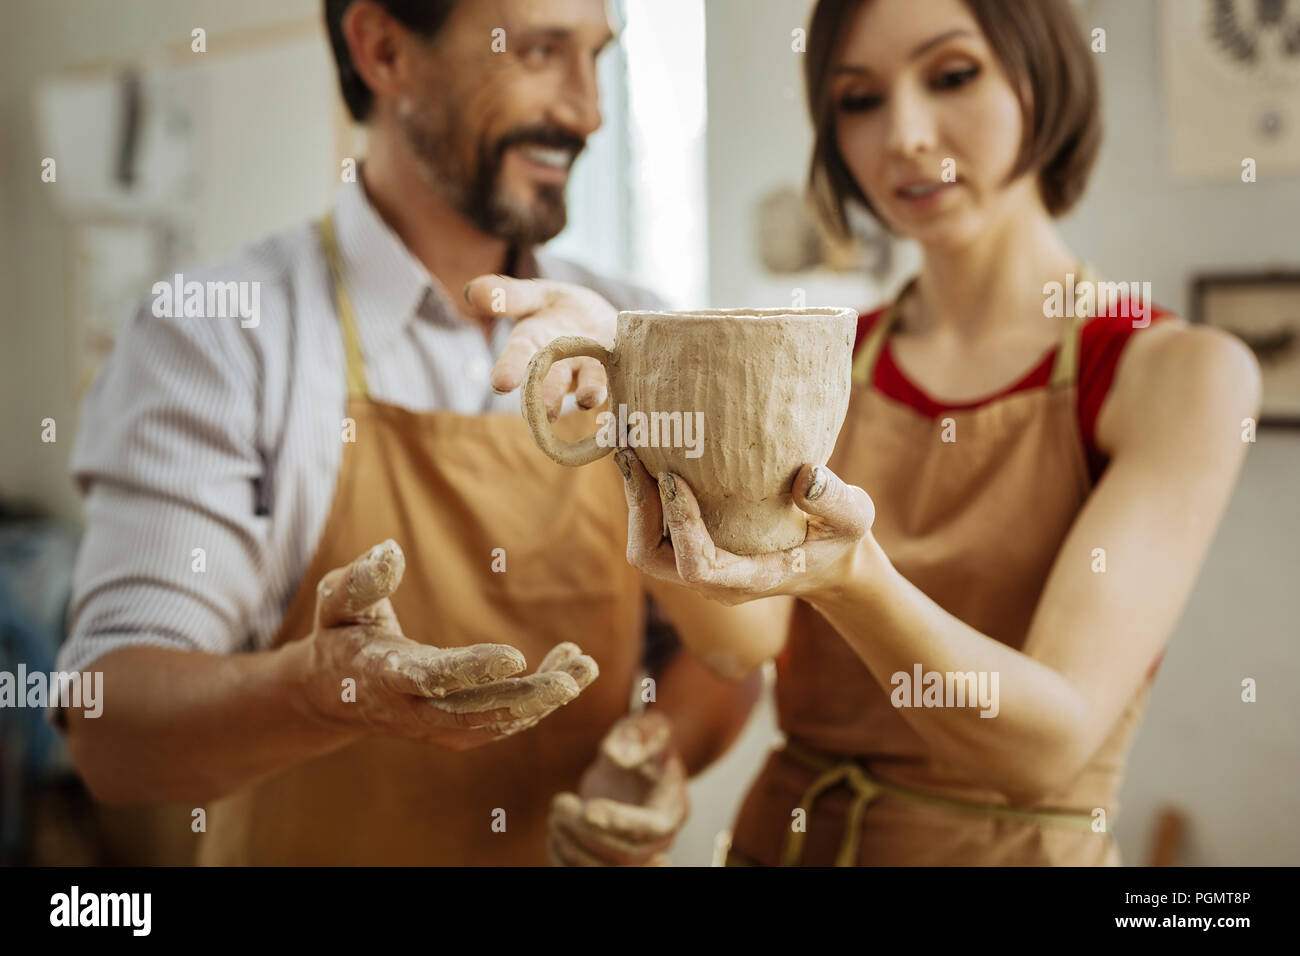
left=547, top=711, right=687, bottom=866
left=788, top=461, right=875, bottom=541
left=460, top=275, right=618, bottom=400
left=537, top=356, right=608, bottom=422
left=548, top=794, right=676, bottom=867
left=616, top=448, right=677, bottom=579
left=365, top=642, right=527, bottom=699
left=315, top=539, right=406, bottom=629
left=428, top=641, right=599, bottom=739
left=306, top=543, right=599, bottom=751
left=616, top=448, right=874, bottom=602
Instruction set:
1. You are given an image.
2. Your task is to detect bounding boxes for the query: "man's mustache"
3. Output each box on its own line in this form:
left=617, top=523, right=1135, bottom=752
left=493, top=126, right=588, bottom=164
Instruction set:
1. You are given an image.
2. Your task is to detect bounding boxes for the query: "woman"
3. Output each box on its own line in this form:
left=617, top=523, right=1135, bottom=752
left=485, top=0, right=1261, bottom=865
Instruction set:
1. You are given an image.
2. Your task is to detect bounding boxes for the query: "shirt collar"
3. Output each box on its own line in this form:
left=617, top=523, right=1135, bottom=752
left=330, top=177, right=543, bottom=349
left=331, top=177, right=433, bottom=349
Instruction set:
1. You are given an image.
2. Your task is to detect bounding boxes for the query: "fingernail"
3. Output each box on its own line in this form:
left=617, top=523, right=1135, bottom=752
left=614, top=448, right=632, bottom=479
left=352, top=539, right=403, bottom=595
left=658, top=472, right=676, bottom=502
left=564, top=655, right=599, bottom=686
left=531, top=674, right=580, bottom=711
left=489, top=655, right=523, bottom=680
left=805, top=465, right=827, bottom=501
left=363, top=539, right=397, bottom=567
left=462, top=282, right=472, bottom=303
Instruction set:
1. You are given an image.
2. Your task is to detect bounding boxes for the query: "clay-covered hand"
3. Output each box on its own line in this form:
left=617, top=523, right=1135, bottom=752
left=546, top=710, right=688, bottom=866
left=301, top=540, right=598, bottom=751
left=463, top=275, right=618, bottom=420
left=616, top=448, right=875, bottom=605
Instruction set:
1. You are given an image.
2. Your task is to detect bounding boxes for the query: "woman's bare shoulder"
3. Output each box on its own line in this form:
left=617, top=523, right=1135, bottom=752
left=1095, top=315, right=1262, bottom=458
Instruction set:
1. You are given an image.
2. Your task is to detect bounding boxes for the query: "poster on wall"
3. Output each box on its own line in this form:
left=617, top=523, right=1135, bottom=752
left=1161, top=0, right=1300, bottom=180
left=36, top=19, right=346, bottom=397
left=36, top=66, right=206, bottom=216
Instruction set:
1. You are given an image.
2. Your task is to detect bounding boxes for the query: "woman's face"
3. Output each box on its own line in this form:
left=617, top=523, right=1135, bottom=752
left=831, top=0, right=1037, bottom=249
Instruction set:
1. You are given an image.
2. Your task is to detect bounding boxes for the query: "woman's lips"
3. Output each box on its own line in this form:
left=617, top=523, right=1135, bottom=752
left=893, top=180, right=959, bottom=211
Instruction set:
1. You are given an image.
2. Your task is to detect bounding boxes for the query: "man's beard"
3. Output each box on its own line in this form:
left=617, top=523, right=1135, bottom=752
left=398, top=97, right=583, bottom=247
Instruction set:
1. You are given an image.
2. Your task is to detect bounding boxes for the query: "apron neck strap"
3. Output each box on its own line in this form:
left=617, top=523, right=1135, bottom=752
left=850, top=276, right=913, bottom=386
left=850, top=261, right=1095, bottom=390
left=1048, top=261, right=1097, bottom=390
left=320, top=210, right=370, bottom=399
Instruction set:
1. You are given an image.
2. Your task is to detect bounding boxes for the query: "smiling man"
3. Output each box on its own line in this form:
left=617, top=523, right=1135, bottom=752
left=345, top=0, right=608, bottom=294
left=380, top=6, right=592, bottom=246
left=54, top=0, right=761, bottom=866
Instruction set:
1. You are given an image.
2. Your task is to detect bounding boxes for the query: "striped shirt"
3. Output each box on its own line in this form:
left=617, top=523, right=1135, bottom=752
left=57, top=179, right=664, bottom=674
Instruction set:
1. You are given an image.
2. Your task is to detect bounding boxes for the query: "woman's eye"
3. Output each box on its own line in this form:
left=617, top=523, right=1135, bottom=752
left=933, top=65, right=980, bottom=90
left=838, top=92, right=883, bottom=113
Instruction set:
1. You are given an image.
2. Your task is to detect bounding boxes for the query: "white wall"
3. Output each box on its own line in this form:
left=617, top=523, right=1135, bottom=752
left=1062, top=0, right=1300, bottom=866
left=0, top=0, right=325, bottom=523
left=679, top=0, right=1300, bottom=866
left=701, top=0, right=912, bottom=313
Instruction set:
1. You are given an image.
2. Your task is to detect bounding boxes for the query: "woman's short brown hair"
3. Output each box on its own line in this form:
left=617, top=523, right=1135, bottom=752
left=805, top=0, right=1102, bottom=237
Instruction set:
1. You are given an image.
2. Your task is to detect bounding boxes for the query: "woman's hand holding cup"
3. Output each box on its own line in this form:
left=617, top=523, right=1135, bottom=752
left=616, top=447, right=876, bottom=606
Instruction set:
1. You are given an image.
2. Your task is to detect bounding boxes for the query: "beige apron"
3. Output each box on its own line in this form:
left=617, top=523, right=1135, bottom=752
left=728, top=278, right=1153, bottom=866
left=196, top=214, right=644, bottom=865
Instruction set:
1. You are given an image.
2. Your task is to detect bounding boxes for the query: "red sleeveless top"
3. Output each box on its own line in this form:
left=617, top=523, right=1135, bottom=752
left=853, top=303, right=1174, bottom=484
left=852, top=300, right=1174, bottom=682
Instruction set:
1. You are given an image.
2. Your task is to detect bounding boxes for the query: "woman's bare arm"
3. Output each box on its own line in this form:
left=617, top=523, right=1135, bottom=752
left=807, top=320, right=1261, bottom=801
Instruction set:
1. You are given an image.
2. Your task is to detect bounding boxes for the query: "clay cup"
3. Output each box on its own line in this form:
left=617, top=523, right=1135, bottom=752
left=521, top=308, right=857, bottom=555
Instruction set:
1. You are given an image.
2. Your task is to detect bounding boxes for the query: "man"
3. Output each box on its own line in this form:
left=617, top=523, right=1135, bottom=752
left=55, top=0, right=759, bottom=866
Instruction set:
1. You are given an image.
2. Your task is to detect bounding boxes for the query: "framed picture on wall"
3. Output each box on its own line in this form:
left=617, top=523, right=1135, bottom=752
left=1161, top=0, right=1300, bottom=181
left=1192, top=271, right=1300, bottom=426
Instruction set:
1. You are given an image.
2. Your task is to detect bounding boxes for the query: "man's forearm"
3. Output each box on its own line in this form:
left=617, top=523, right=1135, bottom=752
left=60, top=641, right=356, bottom=806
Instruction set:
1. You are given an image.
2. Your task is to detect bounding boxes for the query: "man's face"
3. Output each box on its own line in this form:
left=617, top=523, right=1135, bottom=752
left=394, top=0, right=613, bottom=246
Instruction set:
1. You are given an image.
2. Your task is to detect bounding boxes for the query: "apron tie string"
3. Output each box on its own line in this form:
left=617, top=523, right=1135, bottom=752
left=779, top=741, right=1102, bottom=867
left=780, top=756, right=881, bottom=867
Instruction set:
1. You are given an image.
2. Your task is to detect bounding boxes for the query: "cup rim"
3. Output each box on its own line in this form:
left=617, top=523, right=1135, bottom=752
left=617, top=307, right=858, bottom=322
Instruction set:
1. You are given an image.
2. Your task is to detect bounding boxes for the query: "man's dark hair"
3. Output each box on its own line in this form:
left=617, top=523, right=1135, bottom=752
left=325, top=0, right=460, bottom=122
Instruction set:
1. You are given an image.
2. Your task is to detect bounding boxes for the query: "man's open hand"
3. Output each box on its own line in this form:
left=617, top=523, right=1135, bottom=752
left=464, top=275, right=618, bottom=421
left=300, top=539, right=598, bottom=750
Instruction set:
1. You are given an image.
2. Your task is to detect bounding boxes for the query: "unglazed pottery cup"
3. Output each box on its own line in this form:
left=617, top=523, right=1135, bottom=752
left=521, top=308, right=857, bottom=555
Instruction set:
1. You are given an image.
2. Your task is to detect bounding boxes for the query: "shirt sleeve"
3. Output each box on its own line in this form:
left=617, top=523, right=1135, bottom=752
left=56, top=296, right=269, bottom=674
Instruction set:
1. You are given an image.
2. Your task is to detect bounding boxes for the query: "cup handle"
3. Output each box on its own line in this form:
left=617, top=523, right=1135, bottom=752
left=521, top=335, right=615, bottom=467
